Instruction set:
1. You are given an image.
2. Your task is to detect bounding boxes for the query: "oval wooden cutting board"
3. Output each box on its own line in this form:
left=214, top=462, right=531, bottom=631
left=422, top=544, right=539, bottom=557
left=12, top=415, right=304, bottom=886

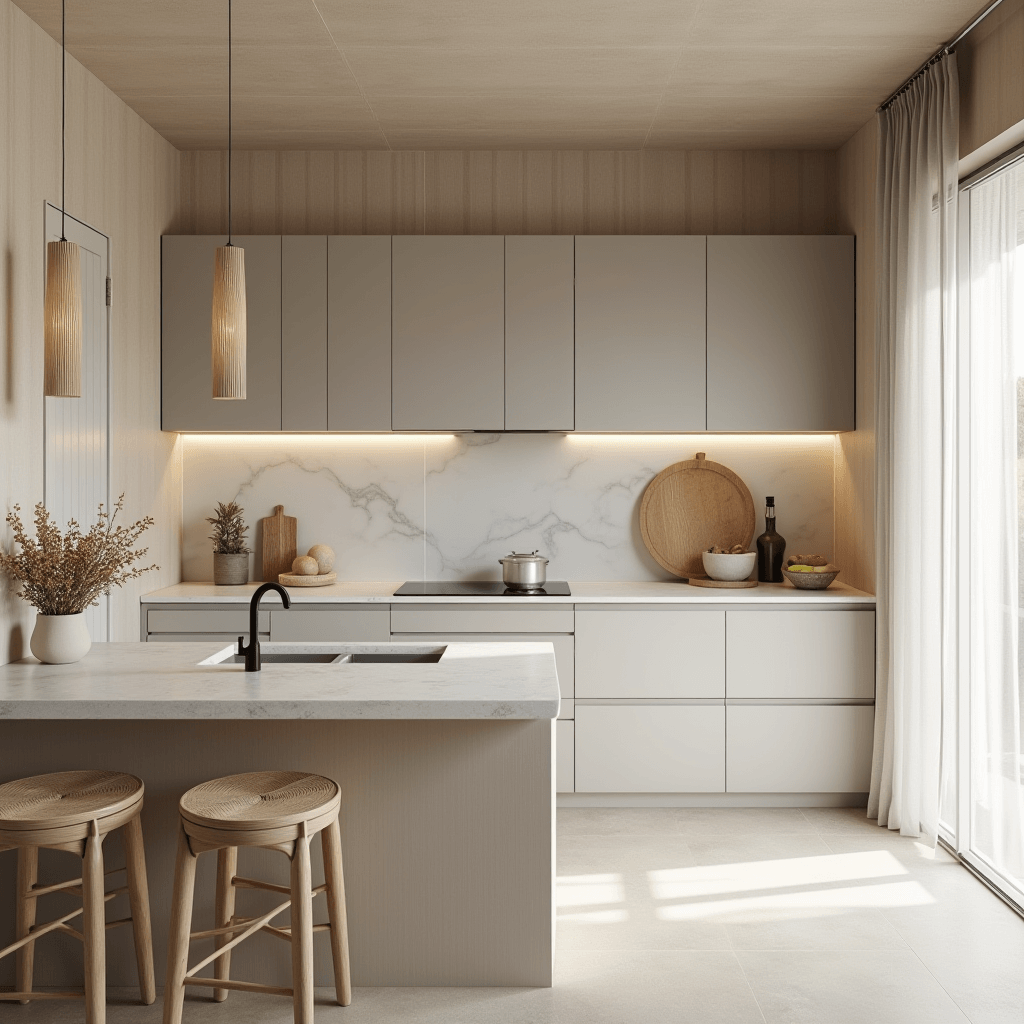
left=639, top=453, right=755, bottom=579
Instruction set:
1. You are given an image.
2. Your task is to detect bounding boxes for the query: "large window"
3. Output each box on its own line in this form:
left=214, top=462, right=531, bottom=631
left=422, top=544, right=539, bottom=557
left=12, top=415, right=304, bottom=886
left=950, top=157, right=1024, bottom=907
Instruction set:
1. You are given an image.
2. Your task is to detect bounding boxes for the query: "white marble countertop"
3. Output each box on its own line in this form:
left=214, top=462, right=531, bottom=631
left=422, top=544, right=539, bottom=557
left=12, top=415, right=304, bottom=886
left=0, top=641, right=561, bottom=721
left=142, top=580, right=875, bottom=606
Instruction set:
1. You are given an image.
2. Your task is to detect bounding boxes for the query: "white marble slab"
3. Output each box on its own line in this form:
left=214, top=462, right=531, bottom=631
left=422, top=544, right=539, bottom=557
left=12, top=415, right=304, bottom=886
left=143, top=580, right=875, bottom=606
left=181, top=433, right=839, bottom=583
left=0, top=642, right=561, bottom=720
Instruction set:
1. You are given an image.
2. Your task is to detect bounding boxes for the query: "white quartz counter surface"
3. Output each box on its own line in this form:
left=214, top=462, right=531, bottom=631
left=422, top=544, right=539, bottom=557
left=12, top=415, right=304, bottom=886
left=0, top=642, right=560, bottom=721
left=143, top=580, right=874, bottom=606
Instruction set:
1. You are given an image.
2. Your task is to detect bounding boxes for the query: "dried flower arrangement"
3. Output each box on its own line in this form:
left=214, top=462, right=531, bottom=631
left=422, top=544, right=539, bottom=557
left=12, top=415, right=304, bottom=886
left=0, top=495, right=158, bottom=615
left=207, top=501, right=250, bottom=554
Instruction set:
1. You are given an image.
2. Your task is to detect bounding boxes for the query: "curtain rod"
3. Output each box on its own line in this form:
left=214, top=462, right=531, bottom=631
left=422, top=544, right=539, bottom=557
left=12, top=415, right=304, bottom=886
left=877, top=0, right=1008, bottom=111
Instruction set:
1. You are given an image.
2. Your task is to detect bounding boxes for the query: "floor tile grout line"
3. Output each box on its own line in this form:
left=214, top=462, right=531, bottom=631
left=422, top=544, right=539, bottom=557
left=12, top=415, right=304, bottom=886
left=731, top=949, right=771, bottom=1024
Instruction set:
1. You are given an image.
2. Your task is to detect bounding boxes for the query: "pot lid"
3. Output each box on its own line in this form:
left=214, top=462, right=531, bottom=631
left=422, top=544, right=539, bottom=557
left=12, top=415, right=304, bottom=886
left=499, top=551, right=548, bottom=563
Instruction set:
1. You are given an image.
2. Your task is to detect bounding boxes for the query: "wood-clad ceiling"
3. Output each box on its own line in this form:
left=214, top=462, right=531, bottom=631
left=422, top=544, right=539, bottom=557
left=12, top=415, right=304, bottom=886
left=14, top=0, right=985, bottom=150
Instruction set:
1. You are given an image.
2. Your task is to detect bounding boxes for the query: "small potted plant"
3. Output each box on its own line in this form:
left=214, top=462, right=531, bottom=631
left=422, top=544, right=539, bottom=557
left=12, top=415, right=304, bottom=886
left=207, top=501, right=250, bottom=585
left=0, top=496, right=158, bottom=664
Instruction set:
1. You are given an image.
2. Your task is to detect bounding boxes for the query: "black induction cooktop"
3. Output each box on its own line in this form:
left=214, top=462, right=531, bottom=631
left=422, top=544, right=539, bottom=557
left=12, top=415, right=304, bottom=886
left=394, top=581, right=571, bottom=597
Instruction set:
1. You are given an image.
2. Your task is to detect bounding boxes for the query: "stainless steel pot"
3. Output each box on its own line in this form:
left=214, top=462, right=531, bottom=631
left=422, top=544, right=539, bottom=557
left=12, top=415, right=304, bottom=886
left=499, top=551, right=549, bottom=591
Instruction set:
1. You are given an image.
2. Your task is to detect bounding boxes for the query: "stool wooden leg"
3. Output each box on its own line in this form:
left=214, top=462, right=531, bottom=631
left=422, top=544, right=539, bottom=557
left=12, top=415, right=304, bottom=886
left=290, top=829, right=315, bottom=1024
left=82, top=822, right=107, bottom=1024
left=163, top=827, right=197, bottom=1024
left=321, top=818, right=352, bottom=1006
left=15, top=845, right=39, bottom=1004
left=122, top=813, right=157, bottom=1005
left=213, top=846, right=238, bottom=1002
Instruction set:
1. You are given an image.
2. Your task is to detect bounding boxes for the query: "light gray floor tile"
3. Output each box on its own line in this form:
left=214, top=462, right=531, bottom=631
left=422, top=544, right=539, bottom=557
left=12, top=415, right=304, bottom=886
left=798, top=806, right=879, bottom=834
left=673, top=807, right=817, bottom=836
left=736, top=949, right=970, bottom=1023
left=556, top=808, right=684, bottom=836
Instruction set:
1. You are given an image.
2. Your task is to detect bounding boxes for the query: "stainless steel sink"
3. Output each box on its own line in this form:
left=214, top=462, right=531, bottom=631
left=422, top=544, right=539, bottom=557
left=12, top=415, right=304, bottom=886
left=199, top=644, right=447, bottom=667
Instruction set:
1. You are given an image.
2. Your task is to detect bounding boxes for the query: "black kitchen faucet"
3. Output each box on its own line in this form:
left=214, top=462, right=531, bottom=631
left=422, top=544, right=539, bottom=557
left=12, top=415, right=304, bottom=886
left=238, top=582, right=290, bottom=672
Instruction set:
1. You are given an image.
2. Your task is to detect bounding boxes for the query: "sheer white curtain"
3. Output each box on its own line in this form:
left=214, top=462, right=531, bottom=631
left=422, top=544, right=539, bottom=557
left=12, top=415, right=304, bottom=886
left=967, top=164, right=1024, bottom=885
left=872, top=55, right=958, bottom=839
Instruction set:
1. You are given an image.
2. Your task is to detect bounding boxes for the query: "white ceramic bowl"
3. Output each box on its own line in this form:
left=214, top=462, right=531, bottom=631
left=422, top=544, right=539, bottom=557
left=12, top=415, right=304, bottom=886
left=701, top=550, right=756, bottom=581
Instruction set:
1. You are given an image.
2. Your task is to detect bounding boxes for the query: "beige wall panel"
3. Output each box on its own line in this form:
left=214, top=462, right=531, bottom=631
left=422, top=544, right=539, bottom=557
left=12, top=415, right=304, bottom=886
left=179, top=149, right=839, bottom=238
left=835, top=118, right=878, bottom=595
left=958, top=0, right=1024, bottom=158
left=0, top=0, right=180, bottom=662
left=0, top=718, right=554, bottom=988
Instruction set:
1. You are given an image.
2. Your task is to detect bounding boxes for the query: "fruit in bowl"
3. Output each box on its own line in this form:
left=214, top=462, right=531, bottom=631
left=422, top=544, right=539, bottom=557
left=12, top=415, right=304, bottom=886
left=782, top=554, right=840, bottom=589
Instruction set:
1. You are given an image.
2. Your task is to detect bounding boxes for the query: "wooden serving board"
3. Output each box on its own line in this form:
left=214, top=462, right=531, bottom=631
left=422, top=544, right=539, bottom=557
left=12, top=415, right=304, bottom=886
left=639, top=452, right=755, bottom=579
left=278, top=571, right=337, bottom=588
left=261, top=505, right=297, bottom=583
left=687, top=577, right=758, bottom=589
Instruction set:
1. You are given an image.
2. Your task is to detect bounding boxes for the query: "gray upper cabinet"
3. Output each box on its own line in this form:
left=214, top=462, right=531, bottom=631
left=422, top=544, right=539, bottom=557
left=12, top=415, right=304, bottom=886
left=707, top=236, right=855, bottom=431
left=162, top=235, right=282, bottom=432
left=391, top=236, right=505, bottom=431
left=282, top=236, right=328, bottom=431
left=574, top=236, right=707, bottom=432
left=327, top=236, right=392, bottom=431
left=504, top=236, right=574, bottom=431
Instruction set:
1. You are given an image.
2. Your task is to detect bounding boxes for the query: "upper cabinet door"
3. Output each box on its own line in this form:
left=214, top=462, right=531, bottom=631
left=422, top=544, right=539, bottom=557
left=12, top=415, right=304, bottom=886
left=392, top=236, right=505, bottom=431
left=707, top=236, right=855, bottom=431
left=327, top=236, right=392, bottom=431
left=282, top=236, right=327, bottom=431
left=505, top=236, right=574, bottom=431
left=574, top=236, right=706, bottom=432
left=162, top=235, right=282, bottom=431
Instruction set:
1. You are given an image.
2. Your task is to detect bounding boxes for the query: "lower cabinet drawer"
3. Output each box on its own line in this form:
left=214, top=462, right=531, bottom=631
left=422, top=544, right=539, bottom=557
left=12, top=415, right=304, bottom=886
left=556, top=720, right=574, bottom=793
left=271, top=608, right=390, bottom=641
left=147, top=609, right=269, bottom=634
left=574, top=705, right=725, bottom=793
left=726, top=705, right=874, bottom=792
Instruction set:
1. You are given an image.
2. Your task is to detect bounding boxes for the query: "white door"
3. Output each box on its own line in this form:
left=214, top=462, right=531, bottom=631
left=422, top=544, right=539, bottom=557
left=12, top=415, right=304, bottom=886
left=43, top=205, right=110, bottom=642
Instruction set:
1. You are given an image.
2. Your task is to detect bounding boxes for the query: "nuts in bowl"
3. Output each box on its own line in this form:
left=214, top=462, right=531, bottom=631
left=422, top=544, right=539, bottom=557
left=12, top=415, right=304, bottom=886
left=702, top=547, right=756, bottom=581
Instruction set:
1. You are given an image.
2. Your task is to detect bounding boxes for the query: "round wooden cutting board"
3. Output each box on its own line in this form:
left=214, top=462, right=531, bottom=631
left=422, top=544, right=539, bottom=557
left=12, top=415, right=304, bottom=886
left=639, top=453, right=755, bottom=579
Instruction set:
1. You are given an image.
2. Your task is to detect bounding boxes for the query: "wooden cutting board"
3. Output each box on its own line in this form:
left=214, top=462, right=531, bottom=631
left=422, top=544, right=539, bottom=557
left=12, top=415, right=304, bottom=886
left=261, top=505, right=297, bottom=583
left=639, top=453, right=755, bottom=579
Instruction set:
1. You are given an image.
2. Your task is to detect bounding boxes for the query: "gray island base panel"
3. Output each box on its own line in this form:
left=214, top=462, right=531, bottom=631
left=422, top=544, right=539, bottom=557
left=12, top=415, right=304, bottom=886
left=0, top=642, right=558, bottom=990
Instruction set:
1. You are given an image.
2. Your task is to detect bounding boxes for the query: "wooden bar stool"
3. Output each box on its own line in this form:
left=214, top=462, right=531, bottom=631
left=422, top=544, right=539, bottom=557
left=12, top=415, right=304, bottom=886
left=163, top=771, right=351, bottom=1024
left=0, top=770, right=156, bottom=1023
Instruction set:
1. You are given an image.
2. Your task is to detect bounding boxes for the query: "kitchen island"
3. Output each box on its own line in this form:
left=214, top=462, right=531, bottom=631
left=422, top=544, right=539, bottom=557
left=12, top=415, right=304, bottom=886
left=0, top=641, right=559, bottom=990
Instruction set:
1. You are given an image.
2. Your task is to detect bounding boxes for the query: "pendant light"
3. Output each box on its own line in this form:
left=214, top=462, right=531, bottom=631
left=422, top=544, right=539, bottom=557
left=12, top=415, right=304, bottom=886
left=211, top=0, right=246, bottom=400
left=43, top=0, right=81, bottom=398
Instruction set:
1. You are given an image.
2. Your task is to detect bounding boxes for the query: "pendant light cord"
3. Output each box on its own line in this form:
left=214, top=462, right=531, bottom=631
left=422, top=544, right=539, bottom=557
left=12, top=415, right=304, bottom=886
left=60, top=0, right=66, bottom=242
left=226, top=0, right=233, bottom=247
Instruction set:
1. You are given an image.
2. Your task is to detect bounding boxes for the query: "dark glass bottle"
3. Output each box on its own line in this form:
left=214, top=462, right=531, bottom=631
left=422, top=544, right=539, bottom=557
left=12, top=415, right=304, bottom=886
left=756, top=496, right=786, bottom=582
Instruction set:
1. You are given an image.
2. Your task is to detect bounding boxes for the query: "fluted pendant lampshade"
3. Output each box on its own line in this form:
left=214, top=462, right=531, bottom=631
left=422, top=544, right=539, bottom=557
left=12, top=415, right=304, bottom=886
left=43, top=239, right=82, bottom=398
left=211, top=244, right=246, bottom=399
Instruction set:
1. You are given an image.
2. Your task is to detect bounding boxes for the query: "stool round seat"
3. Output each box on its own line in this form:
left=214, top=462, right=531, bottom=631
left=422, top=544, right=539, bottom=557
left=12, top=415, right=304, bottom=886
left=180, top=771, right=339, bottom=830
left=0, top=770, right=143, bottom=830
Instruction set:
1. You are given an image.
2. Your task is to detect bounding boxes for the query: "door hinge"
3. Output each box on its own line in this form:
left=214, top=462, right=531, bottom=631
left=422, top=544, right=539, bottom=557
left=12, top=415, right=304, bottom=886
left=105, top=277, right=112, bottom=306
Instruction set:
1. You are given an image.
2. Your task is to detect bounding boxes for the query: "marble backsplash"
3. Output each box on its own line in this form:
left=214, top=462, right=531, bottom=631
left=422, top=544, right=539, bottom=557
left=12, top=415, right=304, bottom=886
left=181, top=434, right=837, bottom=582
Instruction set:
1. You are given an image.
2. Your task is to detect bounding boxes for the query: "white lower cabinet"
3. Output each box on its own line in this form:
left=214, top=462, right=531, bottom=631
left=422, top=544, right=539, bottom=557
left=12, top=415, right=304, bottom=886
left=270, top=608, right=390, bottom=642
left=556, top=720, right=575, bottom=793
left=726, top=705, right=874, bottom=792
left=574, top=704, right=725, bottom=793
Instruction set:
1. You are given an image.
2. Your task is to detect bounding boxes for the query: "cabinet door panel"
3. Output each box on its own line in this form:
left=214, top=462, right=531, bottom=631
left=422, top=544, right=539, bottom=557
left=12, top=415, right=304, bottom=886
left=505, top=236, right=574, bottom=430
left=574, top=236, right=706, bottom=431
left=575, top=609, right=724, bottom=698
left=391, top=605, right=574, bottom=634
left=328, top=236, right=391, bottom=431
left=727, top=706, right=873, bottom=792
left=282, top=236, right=328, bottom=430
left=727, top=610, right=875, bottom=699
left=707, top=236, right=854, bottom=431
left=392, top=236, right=505, bottom=430
left=556, top=720, right=575, bottom=792
left=147, top=609, right=269, bottom=634
left=575, top=705, right=725, bottom=793
left=162, top=235, right=282, bottom=431
left=270, top=608, right=390, bottom=642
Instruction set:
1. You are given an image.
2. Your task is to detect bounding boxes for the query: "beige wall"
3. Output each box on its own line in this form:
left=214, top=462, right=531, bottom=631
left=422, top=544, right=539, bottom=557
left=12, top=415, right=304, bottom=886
left=179, top=149, right=839, bottom=235
left=834, top=118, right=877, bottom=596
left=958, top=0, right=1024, bottom=158
left=0, top=0, right=181, bottom=661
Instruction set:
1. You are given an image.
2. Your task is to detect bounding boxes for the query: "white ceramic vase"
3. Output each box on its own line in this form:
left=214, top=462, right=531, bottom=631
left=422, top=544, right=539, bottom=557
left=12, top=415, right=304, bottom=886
left=30, top=612, right=91, bottom=664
